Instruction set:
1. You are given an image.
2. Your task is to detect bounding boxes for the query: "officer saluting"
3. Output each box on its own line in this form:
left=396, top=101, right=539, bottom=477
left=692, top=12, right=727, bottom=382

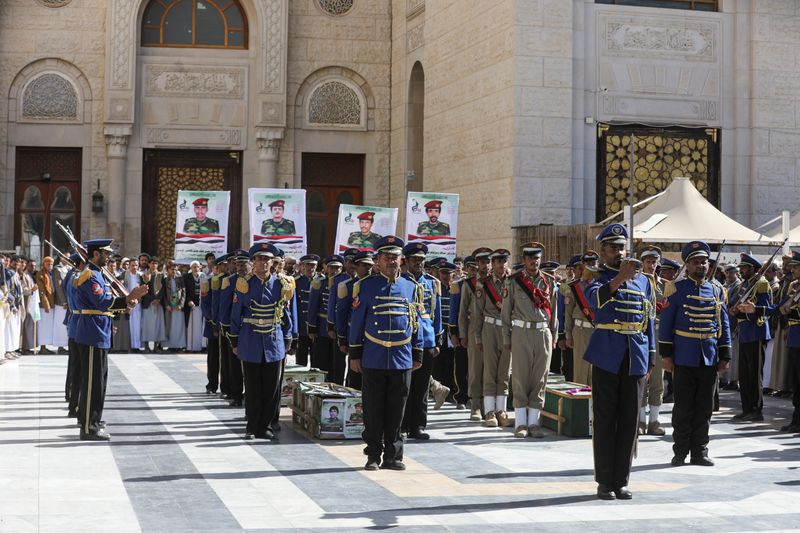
left=348, top=236, right=423, bottom=471
left=584, top=223, right=656, bottom=500
left=659, top=241, right=731, bottom=467
left=73, top=239, right=148, bottom=440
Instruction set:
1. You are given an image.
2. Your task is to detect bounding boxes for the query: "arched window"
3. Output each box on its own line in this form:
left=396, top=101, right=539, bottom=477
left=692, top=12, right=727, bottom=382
left=141, top=0, right=248, bottom=49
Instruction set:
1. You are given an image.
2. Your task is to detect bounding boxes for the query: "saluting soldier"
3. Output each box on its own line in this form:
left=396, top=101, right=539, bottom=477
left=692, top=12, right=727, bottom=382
left=334, top=251, right=374, bottom=390
left=475, top=248, right=513, bottom=428
left=73, top=239, right=148, bottom=440
left=639, top=245, right=666, bottom=436
left=230, top=242, right=294, bottom=441
left=416, top=200, right=451, bottom=236
left=458, top=248, right=492, bottom=421
left=448, top=256, right=474, bottom=409
left=347, top=236, right=424, bottom=471
left=260, top=199, right=296, bottom=236
left=347, top=212, right=382, bottom=249
left=307, top=255, right=343, bottom=377
left=217, top=249, right=250, bottom=407
left=564, top=250, right=600, bottom=387
left=501, top=242, right=558, bottom=438
left=183, top=198, right=220, bottom=234
left=326, top=248, right=359, bottom=385
left=659, top=241, right=731, bottom=467
left=294, top=254, right=319, bottom=367
left=584, top=223, right=656, bottom=501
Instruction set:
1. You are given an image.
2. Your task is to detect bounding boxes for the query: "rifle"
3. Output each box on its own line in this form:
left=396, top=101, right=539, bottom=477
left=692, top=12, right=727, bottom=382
left=55, top=221, right=129, bottom=297
left=707, top=240, right=726, bottom=283
left=43, top=239, right=75, bottom=269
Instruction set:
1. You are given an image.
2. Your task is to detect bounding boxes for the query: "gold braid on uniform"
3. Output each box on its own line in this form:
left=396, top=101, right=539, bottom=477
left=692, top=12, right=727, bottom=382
left=408, top=283, right=424, bottom=334
left=713, top=283, right=723, bottom=338
left=274, top=274, right=295, bottom=328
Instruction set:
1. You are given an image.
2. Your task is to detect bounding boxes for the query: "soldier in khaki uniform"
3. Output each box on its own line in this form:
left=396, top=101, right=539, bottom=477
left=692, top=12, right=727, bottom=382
left=475, top=249, right=513, bottom=428
left=458, top=247, right=492, bottom=421
left=639, top=245, right=666, bottom=435
left=564, top=250, right=600, bottom=386
left=502, top=242, right=558, bottom=438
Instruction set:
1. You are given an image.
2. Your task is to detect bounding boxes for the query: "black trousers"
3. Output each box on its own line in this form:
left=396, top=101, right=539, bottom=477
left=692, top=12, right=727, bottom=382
left=346, top=355, right=363, bottom=390
left=242, top=359, right=282, bottom=436
left=402, top=349, right=433, bottom=432
left=433, top=346, right=455, bottom=392
left=562, top=347, right=574, bottom=381
left=330, top=344, right=347, bottom=386
left=206, top=335, right=220, bottom=392
left=312, top=336, right=333, bottom=374
left=672, top=364, right=717, bottom=459
left=272, top=358, right=286, bottom=425
left=65, top=337, right=81, bottom=408
left=591, top=354, right=644, bottom=488
left=739, top=340, right=765, bottom=414
left=76, top=343, right=108, bottom=436
left=296, top=335, right=311, bottom=366
left=225, top=334, right=244, bottom=402
left=789, top=347, right=800, bottom=425
left=453, top=346, right=470, bottom=404
left=219, top=330, right=232, bottom=396
left=362, top=367, right=411, bottom=462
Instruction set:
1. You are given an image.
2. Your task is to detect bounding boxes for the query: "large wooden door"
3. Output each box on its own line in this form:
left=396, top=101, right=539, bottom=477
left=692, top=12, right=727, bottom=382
left=302, top=153, right=364, bottom=255
left=14, top=147, right=82, bottom=263
left=142, top=149, right=242, bottom=260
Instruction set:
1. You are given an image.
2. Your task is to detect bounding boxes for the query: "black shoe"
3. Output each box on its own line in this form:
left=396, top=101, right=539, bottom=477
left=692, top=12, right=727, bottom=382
left=98, top=420, right=106, bottom=428
left=228, top=399, right=243, bottom=407
left=662, top=393, right=674, bottom=404
left=80, top=429, right=111, bottom=441
left=596, top=484, right=615, bottom=500
left=365, top=457, right=380, bottom=471
left=407, top=429, right=430, bottom=440
left=732, top=411, right=749, bottom=420
left=690, top=456, right=715, bottom=467
left=380, top=460, right=406, bottom=471
left=205, top=387, right=216, bottom=395
left=780, top=423, right=800, bottom=432
left=67, top=408, right=77, bottom=418
left=614, top=486, right=633, bottom=500
left=271, top=421, right=282, bottom=432
left=671, top=455, right=686, bottom=467
left=256, top=428, right=275, bottom=440
left=741, top=412, right=764, bottom=422
left=243, top=433, right=254, bottom=441
left=722, top=382, right=739, bottom=391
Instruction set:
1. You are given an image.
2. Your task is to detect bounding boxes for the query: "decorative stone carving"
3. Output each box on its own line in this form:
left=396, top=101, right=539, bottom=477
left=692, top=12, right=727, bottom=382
left=317, top=0, right=354, bottom=16
left=145, top=127, right=243, bottom=146
left=145, top=65, right=245, bottom=99
left=35, top=0, right=72, bottom=7
left=261, top=0, right=286, bottom=93
left=22, top=73, right=78, bottom=120
left=111, top=0, right=135, bottom=89
left=407, top=24, right=424, bottom=52
left=256, top=127, right=285, bottom=161
left=261, top=101, right=285, bottom=125
left=104, top=124, right=133, bottom=159
left=601, top=14, right=717, bottom=62
left=602, top=95, right=717, bottom=122
left=407, top=0, right=424, bottom=19
left=308, top=81, right=362, bottom=126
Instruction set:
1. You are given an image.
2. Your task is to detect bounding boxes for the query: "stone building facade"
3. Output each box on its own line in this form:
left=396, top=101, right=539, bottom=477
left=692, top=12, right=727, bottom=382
left=0, top=0, right=797, bottom=259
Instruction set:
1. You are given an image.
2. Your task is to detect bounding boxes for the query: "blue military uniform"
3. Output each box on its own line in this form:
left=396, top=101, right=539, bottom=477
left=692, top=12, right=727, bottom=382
left=659, top=240, right=731, bottom=465
left=230, top=242, right=293, bottom=440
left=218, top=249, right=249, bottom=405
left=63, top=253, right=83, bottom=417
left=307, top=254, right=343, bottom=376
left=448, top=259, right=471, bottom=407
left=334, top=251, right=374, bottom=390
left=294, top=254, right=319, bottom=366
left=348, top=236, right=423, bottom=469
left=202, top=253, right=230, bottom=394
left=432, top=261, right=458, bottom=402
left=326, top=249, right=358, bottom=384
left=584, top=224, right=656, bottom=499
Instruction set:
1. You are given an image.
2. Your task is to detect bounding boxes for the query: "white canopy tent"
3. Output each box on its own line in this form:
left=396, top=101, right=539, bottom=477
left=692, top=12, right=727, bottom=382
left=756, top=211, right=800, bottom=247
left=628, top=177, right=776, bottom=246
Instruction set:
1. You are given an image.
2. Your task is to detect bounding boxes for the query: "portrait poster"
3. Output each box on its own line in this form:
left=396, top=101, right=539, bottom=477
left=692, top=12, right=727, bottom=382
left=334, top=204, right=398, bottom=253
left=174, top=190, right=230, bottom=264
left=249, top=188, right=307, bottom=256
left=405, top=192, right=459, bottom=260
left=343, top=396, right=365, bottom=439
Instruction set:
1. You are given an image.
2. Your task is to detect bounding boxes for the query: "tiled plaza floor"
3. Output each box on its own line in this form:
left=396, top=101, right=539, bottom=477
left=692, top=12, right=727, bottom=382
left=1, top=353, right=799, bottom=532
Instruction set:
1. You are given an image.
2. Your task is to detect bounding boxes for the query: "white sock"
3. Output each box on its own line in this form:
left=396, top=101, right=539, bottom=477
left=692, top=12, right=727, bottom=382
left=515, top=408, right=527, bottom=428
left=484, top=396, right=495, bottom=414
left=639, top=407, right=647, bottom=423
left=649, top=405, right=660, bottom=423
left=527, top=408, right=540, bottom=426
left=496, top=395, right=507, bottom=412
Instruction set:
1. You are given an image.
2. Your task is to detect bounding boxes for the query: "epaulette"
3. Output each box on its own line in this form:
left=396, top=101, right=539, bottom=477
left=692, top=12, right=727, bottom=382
left=755, top=277, right=771, bottom=294
left=311, top=278, right=322, bottom=290
left=200, top=279, right=209, bottom=297
left=662, top=279, right=677, bottom=299
left=235, top=276, right=249, bottom=294
left=74, top=268, right=93, bottom=287
left=450, top=281, right=460, bottom=294
left=337, top=279, right=349, bottom=299
left=432, top=276, right=442, bottom=296
left=508, top=270, right=523, bottom=279
left=541, top=270, right=556, bottom=281
left=279, top=275, right=295, bottom=300
left=583, top=267, right=600, bottom=281
left=559, top=282, right=571, bottom=295
left=352, top=277, right=363, bottom=300
left=210, top=275, right=222, bottom=291
left=221, top=276, right=231, bottom=291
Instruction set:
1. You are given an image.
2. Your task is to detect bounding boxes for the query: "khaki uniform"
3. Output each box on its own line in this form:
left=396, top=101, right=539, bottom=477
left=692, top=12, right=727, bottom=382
left=474, top=274, right=510, bottom=397
left=564, top=280, right=594, bottom=386
left=502, top=271, right=558, bottom=410
left=458, top=275, right=483, bottom=409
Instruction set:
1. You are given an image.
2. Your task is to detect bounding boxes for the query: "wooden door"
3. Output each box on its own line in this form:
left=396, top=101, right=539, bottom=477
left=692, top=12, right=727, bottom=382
left=142, top=149, right=242, bottom=260
left=302, top=153, right=364, bottom=255
left=14, top=147, right=82, bottom=263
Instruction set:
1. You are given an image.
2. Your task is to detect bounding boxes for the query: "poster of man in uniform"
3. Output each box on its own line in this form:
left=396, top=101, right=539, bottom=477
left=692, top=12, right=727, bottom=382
left=405, top=192, right=459, bottom=259
left=334, top=204, right=398, bottom=253
left=174, top=190, right=230, bottom=264
left=249, top=188, right=307, bottom=256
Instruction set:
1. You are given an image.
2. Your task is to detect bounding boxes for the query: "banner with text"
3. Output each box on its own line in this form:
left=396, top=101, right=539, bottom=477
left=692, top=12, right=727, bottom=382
left=405, top=192, right=459, bottom=260
left=334, top=204, right=398, bottom=253
left=249, top=188, right=307, bottom=256
left=174, top=190, right=230, bottom=264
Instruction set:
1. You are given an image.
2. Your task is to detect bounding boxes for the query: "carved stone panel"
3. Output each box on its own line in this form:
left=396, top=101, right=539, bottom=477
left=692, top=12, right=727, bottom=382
left=22, top=73, right=78, bottom=121
left=407, top=23, right=424, bottom=53
left=605, top=21, right=716, bottom=62
left=145, top=128, right=243, bottom=147
left=307, top=80, right=363, bottom=127
left=145, top=65, right=246, bottom=99
left=35, top=0, right=72, bottom=7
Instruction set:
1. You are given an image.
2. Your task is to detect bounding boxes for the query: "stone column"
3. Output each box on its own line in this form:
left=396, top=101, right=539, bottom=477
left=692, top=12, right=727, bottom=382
left=256, top=127, right=285, bottom=188
left=104, top=124, right=132, bottom=247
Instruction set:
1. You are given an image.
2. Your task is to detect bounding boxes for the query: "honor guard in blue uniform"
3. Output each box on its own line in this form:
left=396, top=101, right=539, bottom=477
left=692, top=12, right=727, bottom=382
left=210, top=253, right=233, bottom=396
left=639, top=245, right=666, bottom=436
left=294, top=254, right=319, bottom=366
left=73, top=239, right=148, bottom=440
left=448, top=256, right=473, bottom=409
left=583, top=224, right=656, bottom=500
left=64, top=252, right=85, bottom=419
left=230, top=242, right=294, bottom=441
left=326, top=248, right=358, bottom=384
left=400, top=242, right=443, bottom=440
left=218, top=249, right=250, bottom=407
left=659, top=241, right=731, bottom=466
left=271, top=247, right=299, bottom=432
left=335, top=251, right=374, bottom=390
left=431, top=261, right=457, bottom=408
left=203, top=253, right=229, bottom=394
left=307, top=255, right=343, bottom=377
left=348, top=236, right=424, bottom=470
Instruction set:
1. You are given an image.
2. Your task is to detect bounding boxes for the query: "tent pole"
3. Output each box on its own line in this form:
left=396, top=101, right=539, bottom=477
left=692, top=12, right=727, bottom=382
left=783, top=210, right=791, bottom=255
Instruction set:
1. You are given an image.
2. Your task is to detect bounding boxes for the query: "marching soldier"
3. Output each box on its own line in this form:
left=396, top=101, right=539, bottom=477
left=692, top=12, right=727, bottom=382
left=347, top=212, right=381, bottom=249
left=416, top=200, right=451, bottom=236
left=217, top=249, right=250, bottom=407
left=639, top=245, right=666, bottom=436
left=230, top=242, right=294, bottom=441
left=458, top=248, right=492, bottom=421
left=326, top=249, right=359, bottom=385
left=183, top=198, right=220, bottom=234
left=564, top=250, right=600, bottom=387
left=584, top=223, right=656, bottom=500
left=73, top=239, right=148, bottom=440
left=659, top=240, right=731, bottom=467
left=448, top=256, right=474, bottom=410
left=260, top=199, right=296, bottom=236
left=475, top=248, right=513, bottom=428
left=401, top=242, right=443, bottom=440
left=294, top=254, right=319, bottom=367
left=307, top=255, right=343, bottom=377
left=502, top=242, right=558, bottom=439
left=347, top=236, right=423, bottom=470
left=335, top=250, right=375, bottom=390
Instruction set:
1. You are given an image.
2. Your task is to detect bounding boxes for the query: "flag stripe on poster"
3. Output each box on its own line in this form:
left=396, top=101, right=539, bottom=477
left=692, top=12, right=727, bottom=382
left=174, top=191, right=231, bottom=264
left=405, top=192, right=459, bottom=260
left=248, top=188, right=307, bottom=256
left=334, top=204, right=398, bottom=254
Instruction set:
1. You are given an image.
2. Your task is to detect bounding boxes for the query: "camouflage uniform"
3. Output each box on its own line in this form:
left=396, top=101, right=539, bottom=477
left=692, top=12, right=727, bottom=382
left=416, top=221, right=451, bottom=236
left=260, top=218, right=296, bottom=236
left=183, top=217, right=220, bottom=234
left=347, top=232, right=381, bottom=248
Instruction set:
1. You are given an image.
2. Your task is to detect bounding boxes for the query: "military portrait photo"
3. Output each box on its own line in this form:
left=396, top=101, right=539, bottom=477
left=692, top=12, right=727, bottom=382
left=347, top=211, right=382, bottom=249
left=182, top=197, right=220, bottom=234
left=320, top=403, right=344, bottom=432
left=260, top=199, right=296, bottom=236
left=416, top=200, right=451, bottom=236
